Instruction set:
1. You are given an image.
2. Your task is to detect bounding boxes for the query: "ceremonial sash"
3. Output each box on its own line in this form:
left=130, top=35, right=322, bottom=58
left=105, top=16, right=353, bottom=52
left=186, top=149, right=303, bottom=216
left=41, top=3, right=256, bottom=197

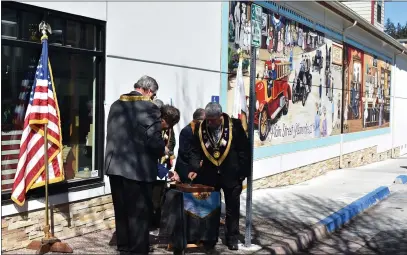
left=190, top=121, right=196, bottom=134
left=119, top=94, right=151, bottom=102
left=198, top=113, right=233, bottom=166
left=161, top=129, right=175, bottom=163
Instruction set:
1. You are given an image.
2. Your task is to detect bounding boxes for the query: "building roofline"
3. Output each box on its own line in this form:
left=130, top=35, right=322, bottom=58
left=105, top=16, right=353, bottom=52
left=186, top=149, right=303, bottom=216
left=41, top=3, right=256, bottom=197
left=319, top=1, right=406, bottom=56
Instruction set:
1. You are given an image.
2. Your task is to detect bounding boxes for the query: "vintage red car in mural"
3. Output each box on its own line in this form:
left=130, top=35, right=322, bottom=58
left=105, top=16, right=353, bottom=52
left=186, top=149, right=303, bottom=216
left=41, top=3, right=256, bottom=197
left=254, top=59, right=292, bottom=141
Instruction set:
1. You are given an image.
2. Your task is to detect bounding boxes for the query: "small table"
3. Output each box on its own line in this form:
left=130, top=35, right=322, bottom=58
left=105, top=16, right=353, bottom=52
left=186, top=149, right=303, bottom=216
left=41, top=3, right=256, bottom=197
left=159, top=184, right=221, bottom=254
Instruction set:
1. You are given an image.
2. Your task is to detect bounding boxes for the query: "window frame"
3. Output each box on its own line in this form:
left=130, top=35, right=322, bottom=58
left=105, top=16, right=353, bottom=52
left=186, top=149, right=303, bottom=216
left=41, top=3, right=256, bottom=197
left=376, top=1, right=382, bottom=24
left=1, top=1, right=106, bottom=205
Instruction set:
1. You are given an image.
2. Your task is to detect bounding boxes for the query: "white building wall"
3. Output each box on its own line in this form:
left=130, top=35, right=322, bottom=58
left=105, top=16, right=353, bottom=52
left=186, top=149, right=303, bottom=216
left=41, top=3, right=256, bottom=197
left=393, top=55, right=407, bottom=156
left=342, top=1, right=371, bottom=22
left=105, top=2, right=222, bottom=154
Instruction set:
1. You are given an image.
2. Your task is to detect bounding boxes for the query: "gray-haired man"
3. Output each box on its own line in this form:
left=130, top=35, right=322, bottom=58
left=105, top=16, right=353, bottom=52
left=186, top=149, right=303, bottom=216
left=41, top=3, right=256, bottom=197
left=188, top=102, right=250, bottom=250
left=105, top=75, right=166, bottom=254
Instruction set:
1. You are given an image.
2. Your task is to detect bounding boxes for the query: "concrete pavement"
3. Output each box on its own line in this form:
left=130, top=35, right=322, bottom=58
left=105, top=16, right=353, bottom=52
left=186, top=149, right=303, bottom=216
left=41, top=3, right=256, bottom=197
left=304, top=183, right=407, bottom=254
left=4, top=157, right=407, bottom=254
left=236, top=156, right=407, bottom=254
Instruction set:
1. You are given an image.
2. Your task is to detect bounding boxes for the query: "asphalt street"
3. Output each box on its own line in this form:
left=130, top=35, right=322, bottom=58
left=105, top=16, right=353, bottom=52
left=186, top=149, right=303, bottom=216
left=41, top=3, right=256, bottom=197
left=304, top=183, right=407, bottom=255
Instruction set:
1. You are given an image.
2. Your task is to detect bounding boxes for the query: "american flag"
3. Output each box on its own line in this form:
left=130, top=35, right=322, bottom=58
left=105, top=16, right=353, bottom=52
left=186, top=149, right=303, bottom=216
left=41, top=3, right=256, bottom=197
left=11, top=35, right=64, bottom=206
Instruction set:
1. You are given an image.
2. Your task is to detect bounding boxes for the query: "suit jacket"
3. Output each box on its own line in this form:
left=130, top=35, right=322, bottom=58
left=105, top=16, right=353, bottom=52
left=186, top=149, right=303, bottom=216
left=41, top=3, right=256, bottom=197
left=188, top=114, right=250, bottom=188
left=104, top=91, right=165, bottom=182
left=174, top=122, right=196, bottom=183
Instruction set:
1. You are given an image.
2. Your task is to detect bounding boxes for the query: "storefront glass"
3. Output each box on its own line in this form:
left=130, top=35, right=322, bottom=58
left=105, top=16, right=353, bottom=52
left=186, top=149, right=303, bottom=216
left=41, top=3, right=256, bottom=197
left=1, top=2, right=105, bottom=196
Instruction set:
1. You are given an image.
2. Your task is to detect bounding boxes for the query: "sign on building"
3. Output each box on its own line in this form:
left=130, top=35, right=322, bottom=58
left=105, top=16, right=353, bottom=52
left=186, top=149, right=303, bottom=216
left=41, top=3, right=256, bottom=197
left=251, top=4, right=262, bottom=48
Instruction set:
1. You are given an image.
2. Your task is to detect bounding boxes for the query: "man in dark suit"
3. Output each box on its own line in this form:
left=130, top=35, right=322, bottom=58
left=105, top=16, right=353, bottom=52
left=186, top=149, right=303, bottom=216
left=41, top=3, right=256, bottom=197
left=188, top=102, right=250, bottom=251
left=104, top=75, right=167, bottom=255
left=174, top=108, right=205, bottom=183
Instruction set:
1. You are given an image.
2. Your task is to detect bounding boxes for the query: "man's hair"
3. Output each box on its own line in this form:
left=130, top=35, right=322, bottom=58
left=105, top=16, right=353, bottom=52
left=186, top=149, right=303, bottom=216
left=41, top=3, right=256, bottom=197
left=192, top=108, right=205, bottom=121
left=205, top=102, right=222, bottom=118
left=134, top=75, right=159, bottom=93
left=161, top=104, right=180, bottom=128
left=153, top=99, right=164, bottom=109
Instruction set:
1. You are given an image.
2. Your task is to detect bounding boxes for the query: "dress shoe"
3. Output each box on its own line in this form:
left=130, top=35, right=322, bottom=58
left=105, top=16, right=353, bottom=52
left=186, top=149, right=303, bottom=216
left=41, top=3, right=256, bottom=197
left=227, top=243, right=239, bottom=251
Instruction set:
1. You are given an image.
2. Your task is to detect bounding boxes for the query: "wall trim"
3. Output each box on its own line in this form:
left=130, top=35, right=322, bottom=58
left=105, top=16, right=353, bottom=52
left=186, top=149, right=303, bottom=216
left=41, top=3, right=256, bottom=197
left=254, top=127, right=391, bottom=161
left=1, top=177, right=110, bottom=217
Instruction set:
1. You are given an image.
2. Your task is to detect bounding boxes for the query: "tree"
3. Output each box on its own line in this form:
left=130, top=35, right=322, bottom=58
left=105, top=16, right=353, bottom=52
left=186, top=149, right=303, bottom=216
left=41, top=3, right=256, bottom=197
left=384, top=18, right=397, bottom=38
left=384, top=18, right=407, bottom=39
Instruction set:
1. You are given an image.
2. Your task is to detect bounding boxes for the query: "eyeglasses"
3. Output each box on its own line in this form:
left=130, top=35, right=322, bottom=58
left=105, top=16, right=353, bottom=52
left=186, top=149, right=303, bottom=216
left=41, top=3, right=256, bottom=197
left=150, top=90, right=157, bottom=100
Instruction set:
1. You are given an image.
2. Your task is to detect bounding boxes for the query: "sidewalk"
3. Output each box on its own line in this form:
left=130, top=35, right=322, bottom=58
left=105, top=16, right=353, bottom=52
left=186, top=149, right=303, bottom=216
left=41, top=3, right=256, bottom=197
left=4, top=157, right=407, bottom=254
left=237, top=156, right=407, bottom=254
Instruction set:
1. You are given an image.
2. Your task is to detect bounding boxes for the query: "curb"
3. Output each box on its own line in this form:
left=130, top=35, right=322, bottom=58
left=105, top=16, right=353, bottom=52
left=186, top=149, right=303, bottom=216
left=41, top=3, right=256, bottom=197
left=268, top=186, right=391, bottom=254
left=394, top=175, right=407, bottom=184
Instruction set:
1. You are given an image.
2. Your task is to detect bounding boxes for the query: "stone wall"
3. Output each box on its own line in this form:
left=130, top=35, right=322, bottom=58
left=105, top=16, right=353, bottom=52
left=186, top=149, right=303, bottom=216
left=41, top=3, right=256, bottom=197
left=250, top=146, right=395, bottom=191
left=1, top=195, right=115, bottom=252
left=1, top=145, right=400, bottom=252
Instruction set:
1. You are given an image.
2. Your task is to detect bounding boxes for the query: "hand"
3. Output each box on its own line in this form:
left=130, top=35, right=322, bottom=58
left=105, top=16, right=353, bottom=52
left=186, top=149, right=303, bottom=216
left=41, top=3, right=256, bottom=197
left=188, top=172, right=197, bottom=180
left=168, top=171, right=180, bottom=182
left=199, top=160, right=203, bottom=167
left=164, top=146, right=170, bottom=155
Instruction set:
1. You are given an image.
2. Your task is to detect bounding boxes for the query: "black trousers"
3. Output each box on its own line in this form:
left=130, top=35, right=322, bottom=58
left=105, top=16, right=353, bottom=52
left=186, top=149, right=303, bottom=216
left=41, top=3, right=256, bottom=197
left=219, top=183, right=242, bottom=245
left=109, top=175, right=153, bottom=255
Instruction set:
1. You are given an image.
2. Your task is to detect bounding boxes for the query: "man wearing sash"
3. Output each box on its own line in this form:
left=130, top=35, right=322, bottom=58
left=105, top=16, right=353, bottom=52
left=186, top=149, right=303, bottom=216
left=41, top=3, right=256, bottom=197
left=174, top=108, right=205, bottom=183
left=188, top=102, right=250, bottom=250
left=105, top=75, right=168, bottom=255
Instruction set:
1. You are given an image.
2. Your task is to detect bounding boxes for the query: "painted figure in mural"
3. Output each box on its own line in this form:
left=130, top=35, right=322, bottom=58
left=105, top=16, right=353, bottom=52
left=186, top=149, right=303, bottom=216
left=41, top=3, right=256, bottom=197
left=314, top=102, right=321, bottom=138
left=289, top=49, right=293, bottom=71
left=326, top=72, right=330, bottom=97
left=285, top=21, right=291, bottom=47
left=188, top=102, right=250, bottom=251
left=278, top=27, right=285, bottom=53
left=313, top=49, right=324, bottom=74
left=351, top=83, right=358, bottom=118
left=363, top=96, right=368, bottom=128
left=297, top=24, right=303, bottom=48
left=267, top=27, right=274, bottom=53
left=379, top=102, right=383, bottom=126
left=291, top=21, right=297, bottom=46
left=234, top=2, right=240, bottom=47
left=245, top=20, right=251, bottom=52
left=321, top=106, right=327, bottom=137
left=229, top=14, right=235, bottom=42
left=337, top=94, right=341, bottom=129
left=272, top=13, right=283, bottom=53
left=344, top=97, right=349, bottom=128
left=240, top=3, right=247, bottom=50
left=319, top=78, right=322, bottom=99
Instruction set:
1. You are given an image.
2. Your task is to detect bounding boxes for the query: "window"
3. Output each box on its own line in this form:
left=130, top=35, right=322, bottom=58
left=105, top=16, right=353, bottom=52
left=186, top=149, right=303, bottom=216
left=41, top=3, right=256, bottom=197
left=377, top=1, right=382, bottom=24
left=1, top=2, right=105, bottom=203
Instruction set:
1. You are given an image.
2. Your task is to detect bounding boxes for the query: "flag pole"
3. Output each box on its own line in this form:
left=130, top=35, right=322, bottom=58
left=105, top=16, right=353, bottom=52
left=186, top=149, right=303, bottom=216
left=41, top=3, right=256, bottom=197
left=26, top=21, right=73, bottom=254
left=43, top=124, right=51, bottom=239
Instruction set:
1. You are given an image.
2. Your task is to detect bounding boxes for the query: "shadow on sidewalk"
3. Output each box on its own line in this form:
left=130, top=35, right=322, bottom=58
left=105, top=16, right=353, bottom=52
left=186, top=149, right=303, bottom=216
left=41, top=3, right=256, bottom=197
left=236, top=193, right=405, bottom=254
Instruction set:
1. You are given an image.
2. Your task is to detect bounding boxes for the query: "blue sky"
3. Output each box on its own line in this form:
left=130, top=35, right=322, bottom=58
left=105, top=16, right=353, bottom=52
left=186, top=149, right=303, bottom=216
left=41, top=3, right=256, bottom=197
left=385, top=2, right=407, bottom=25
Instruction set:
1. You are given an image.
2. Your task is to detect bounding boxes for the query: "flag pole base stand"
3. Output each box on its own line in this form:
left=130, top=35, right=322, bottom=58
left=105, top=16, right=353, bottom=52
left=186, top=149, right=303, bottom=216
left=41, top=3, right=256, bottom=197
left=27, top=237, right=73, bottom=254
left=238, top=243, right=262, bottom=252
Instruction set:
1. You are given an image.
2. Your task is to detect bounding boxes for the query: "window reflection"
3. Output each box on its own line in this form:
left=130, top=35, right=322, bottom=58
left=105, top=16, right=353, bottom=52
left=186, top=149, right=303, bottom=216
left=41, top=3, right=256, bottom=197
left=1, top=45, right=97, bottom=192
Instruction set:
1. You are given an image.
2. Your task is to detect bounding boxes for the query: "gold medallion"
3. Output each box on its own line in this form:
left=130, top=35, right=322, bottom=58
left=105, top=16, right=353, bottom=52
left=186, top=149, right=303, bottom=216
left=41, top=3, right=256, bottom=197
left=213, top=151, right=220, bottom=159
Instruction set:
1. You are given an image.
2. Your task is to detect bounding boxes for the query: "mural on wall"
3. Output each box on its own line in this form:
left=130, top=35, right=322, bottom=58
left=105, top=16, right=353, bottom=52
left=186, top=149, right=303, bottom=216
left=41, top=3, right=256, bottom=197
left=343, top=46, right=391, bottom=133
left=227, top=2, right=343, bottom=147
